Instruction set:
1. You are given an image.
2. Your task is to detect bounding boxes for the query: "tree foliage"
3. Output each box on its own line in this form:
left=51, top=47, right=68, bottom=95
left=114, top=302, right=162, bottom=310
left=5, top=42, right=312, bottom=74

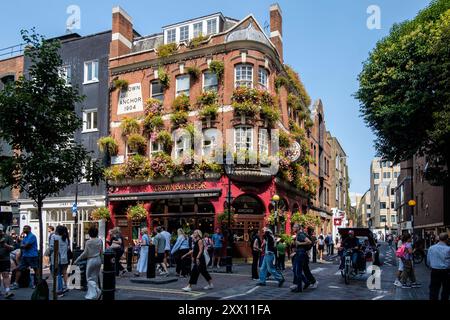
left=0, top=29, right=101, bottom=278
left=356, top=0, right=450, bottom=184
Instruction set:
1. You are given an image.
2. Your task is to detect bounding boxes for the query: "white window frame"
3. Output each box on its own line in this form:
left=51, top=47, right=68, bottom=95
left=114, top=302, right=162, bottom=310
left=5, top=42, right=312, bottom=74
left=193, top=22, right=203, bottom=38
left=126, top=141, right=137, bottom=159
left=150, top=140, right=163, bottom=157
left=235, top=64, right=253, bottom=88
left=179, top=25, right=189, bottom=43
left=166, top=28, right=176, bottom=43
left=82, top=109, right=98, bottom=133
left=59, top=65, right=71, bottom=86
left=258, top=129, right=269, bottom=157
left=206, top=18, right=217, bottom=35
left=202, top=71, right=218, bottom=92
left=176, top=75, right=190, bottom=97
left=258, top=67, right=269, bottom=90
left=84, top=60, right=99, bottom=84
left=202, top=129, right=218, bottom=158
left=234, top=126, right=254, bottom=152
left=151, top=80, right=164, bottom=102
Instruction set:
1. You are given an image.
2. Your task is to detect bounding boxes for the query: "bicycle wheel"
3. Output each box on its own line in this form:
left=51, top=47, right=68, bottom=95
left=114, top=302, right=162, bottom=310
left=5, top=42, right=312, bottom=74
left=344, top=264, right=350, bottom=285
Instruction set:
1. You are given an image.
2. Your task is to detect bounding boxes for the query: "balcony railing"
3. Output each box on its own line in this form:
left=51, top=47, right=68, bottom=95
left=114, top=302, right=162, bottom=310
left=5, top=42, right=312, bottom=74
left=0, top=43, right=25, bottom=59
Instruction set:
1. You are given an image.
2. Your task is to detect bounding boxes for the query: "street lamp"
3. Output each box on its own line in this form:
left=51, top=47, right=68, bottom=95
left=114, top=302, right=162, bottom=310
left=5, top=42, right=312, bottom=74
left=408, top=199, right=416, bottom=240
left=272, top=194, right=280, bottom=234
left=224, top=161, right=235, bottom=273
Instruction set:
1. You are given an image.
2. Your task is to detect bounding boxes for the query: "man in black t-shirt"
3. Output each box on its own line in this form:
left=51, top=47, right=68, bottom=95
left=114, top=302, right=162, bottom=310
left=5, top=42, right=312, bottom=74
left=290, top=224, right=311, bottom=292
left=339, top=230, right=362, bottom=270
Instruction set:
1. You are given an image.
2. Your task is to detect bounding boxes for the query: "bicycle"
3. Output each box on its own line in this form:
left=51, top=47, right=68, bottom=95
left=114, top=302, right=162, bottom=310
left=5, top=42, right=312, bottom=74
left=412, top=248, right=429, bottom=267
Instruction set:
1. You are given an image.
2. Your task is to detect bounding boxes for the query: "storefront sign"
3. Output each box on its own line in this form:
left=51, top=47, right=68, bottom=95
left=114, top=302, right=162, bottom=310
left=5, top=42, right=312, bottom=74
left=334, top=218, right=342, bottom=226
left=0, top=206, right=12, bottom=212
left=153, top=182, right=208, bottom=192
left=117, top=83, right=143, bottom=115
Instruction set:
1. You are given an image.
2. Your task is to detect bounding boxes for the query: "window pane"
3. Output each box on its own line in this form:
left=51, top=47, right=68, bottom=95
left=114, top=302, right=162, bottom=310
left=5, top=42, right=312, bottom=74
left=180, top=26, right=189, bottom=42
left=207, top=19, right=217, bottom=35
left=258, top=68, right=268, bottom=89
left=176, top=75, right=190, bottom=96
left=94, top=61, right=98, bottom=80
left=151, top=81, right=164, bottom=101
left=167, top=29, right=176, bottom=43
left=194, top=22, right=203, bottom=37
left=93, top=111, right=98, bottom=129
left=235, top=64, right=253, bottom=88
left=87, top=63, right=92, bottom=81
left=203, top=72, right=218, bottom=92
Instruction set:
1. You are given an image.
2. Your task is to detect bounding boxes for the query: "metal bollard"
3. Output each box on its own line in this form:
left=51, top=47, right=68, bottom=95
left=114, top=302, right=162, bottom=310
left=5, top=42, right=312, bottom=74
left=146, top=244, right=156, bottom=279
left=127, top=246, right=133, bottom=272
left=102, top=249, right=116, bottom=300
left=312, top=244, right=317, bottom=263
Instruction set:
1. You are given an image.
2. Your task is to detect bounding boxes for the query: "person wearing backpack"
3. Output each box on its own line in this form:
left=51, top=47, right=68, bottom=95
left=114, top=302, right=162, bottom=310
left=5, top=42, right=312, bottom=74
left=399, top=234, right=421, bottom=289
left=394, top=234, right=405, bottom=287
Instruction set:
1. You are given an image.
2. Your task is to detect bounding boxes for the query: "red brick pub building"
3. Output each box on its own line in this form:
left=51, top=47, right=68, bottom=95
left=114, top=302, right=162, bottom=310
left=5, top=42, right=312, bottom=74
left=105, top=4, right=318, bottom=256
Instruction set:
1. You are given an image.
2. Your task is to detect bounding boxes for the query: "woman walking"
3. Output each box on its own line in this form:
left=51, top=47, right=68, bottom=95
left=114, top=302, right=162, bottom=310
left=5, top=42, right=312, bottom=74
left=134, top=228, right=150, bottom=276
left=171, top=229, right=190, bottom=277
left=74, top=226, right=103, bottom=300
left=49, top=225, right=70, bottom=297
left=317, top=235, right=325, bottom=261
left=251, top=229, right=262, bottom=280
left=182, top=230, right=213, bottom=292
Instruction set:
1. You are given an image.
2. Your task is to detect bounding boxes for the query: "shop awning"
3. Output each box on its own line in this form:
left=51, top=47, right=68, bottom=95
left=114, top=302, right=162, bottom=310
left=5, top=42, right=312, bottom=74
left=108, top=189, right=222, bottom=202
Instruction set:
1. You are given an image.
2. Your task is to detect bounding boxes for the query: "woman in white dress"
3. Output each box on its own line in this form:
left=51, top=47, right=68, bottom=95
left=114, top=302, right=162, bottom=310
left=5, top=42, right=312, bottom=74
left=75, top=226, right=103, bottom=300
left=135, top=228, right=150, bottom=276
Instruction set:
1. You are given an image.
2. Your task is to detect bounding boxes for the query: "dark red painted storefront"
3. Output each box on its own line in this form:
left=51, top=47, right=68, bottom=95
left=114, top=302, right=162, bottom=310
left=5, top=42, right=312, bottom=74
left=107, top=176, right=309, bottom=257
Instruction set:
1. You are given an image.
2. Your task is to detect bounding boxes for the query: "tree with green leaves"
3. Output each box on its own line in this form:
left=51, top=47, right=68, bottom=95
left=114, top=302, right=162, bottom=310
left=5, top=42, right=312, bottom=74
left=356, top=0, right=450, bottom=184
left=0, top=30, right=100, bottom=280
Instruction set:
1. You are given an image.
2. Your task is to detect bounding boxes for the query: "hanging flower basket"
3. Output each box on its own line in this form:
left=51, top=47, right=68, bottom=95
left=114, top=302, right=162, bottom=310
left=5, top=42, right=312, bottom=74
left=126, top=204, right=148, bottom=221
left=91, top=207, right=111, bottom=221
left=217, top=211, right=235, bottom=225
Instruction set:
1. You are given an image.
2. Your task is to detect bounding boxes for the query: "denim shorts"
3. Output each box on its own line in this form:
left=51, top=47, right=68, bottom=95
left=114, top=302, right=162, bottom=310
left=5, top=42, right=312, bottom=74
left=19, top=256, right=39, bottom=270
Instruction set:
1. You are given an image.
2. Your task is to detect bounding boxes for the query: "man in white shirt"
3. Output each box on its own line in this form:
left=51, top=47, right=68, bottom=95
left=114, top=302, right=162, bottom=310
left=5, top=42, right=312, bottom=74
left=427, top=233, right=450, bottom=300
left=161, top=227, right=173, bottom=269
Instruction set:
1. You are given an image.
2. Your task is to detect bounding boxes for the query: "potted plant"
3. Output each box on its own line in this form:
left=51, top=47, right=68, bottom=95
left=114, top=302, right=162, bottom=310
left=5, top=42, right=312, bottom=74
left=188, top=34, right=208, bottom=48
left=91, top=207, right=111, bottom=221
left=127, top=204, right=148, bottom=222
left=156, top=43, right=178, bottom=58
left=127, top=134, right=147, bottom=155
left=170, top=111, right=188, bottom=128
left=104, top=165, right=125, bottom=182
left=172, top=94, right=191, bottom=112
left=145, top=98, right=164, bottom=116
left=113, top=79, right=129, bottom=91
left=120, top=117, right=140, bottom=136
left=143, top=114, right=164, bottom=136
left=97, top=136, right=119, bottom=156
left=186, top=66, right=201, bottom=82
left=155, top=130, right=173, bottom=152
left=158, top=67, right=170, bottom=89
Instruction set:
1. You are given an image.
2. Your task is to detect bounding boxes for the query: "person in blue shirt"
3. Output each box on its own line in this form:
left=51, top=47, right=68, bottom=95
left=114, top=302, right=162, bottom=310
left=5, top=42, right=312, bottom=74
left=11, top=225, right=39, bottom=290
left=427, top=233, right=450, bottom=300
left=211, top=228, right=224, bottom=269
left=171, top=228, right=191, bottom=277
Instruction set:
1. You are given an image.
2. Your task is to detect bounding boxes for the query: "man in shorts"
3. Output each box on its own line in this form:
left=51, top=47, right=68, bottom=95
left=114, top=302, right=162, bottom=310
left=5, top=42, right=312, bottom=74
left=0, top=225, right=15, bottom=298
left=11, top=225, right=39, bottom=290
left=160, top=226, right=172, bottom=268
left=212, top=228, right=224, bottom=270
left=153, top=227, right=169, bottom=275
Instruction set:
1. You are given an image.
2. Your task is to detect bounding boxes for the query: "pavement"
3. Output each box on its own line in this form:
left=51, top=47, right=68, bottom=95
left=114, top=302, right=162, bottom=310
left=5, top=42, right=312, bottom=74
left=0, top=242, right=432, bottom=301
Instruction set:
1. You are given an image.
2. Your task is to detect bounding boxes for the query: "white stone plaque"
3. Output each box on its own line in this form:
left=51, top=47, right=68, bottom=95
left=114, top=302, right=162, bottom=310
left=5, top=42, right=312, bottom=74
left=117, top=83, right=143, bottom=114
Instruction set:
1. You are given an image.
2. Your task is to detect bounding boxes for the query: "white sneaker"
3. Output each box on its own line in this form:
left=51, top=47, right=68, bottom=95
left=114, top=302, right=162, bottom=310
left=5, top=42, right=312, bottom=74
left=393, top=280, right=402, bottom=287
left=311, top=281, right=318, bottom=289
left=289, top=284, right=297, bottom=290
left=182, top=286, right=192, bottom=292
left=203, top=284, right=214, bottom=290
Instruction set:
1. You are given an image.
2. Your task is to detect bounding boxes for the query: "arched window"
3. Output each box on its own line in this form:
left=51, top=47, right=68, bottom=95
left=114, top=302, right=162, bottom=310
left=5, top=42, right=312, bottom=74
left=232, top=194, right=264, bottom=215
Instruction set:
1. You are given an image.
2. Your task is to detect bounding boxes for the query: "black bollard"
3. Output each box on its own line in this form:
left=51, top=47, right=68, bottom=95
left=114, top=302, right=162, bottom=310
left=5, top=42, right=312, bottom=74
left=102, top=249, right=116, bottom=300
left=127, top=246, right=133, bottom=272
left=312, top=244, right=317, bottom=263
left=146, top=244, right=156, bottom=279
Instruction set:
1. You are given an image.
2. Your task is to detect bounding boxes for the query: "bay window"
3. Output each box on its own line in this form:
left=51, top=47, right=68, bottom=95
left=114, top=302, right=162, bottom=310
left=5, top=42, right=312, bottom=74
left=235, top=64, right=253, bottom=88
left=234, top=126, right=253, bottom=152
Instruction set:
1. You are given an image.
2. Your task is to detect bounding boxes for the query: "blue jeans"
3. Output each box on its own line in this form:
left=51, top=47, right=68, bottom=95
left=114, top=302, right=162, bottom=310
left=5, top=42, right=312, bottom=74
left=51, top=264, right=67, bottom=292
left=293, top=250, right=309, bottom=287
left=259, top=252, right=283, bottom=284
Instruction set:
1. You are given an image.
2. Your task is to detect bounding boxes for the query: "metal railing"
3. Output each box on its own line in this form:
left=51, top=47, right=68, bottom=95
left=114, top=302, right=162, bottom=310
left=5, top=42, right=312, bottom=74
left=0, top=43, right=25, bottom=59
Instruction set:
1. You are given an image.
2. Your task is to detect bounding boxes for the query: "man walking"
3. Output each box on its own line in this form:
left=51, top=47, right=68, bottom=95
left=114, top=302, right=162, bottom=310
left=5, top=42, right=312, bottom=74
left=303, top=227, right=318, bottom=289
left=153, top=227, right=169, bottom=276
left=11, top=225, right=39, bottom=290
left=212, top=228, right=224, bottom=270
left=256, top=228, right=284, bottom=287
left=0, top=225, right=15, bottom=298
left=160, top=227, right=172, bottom=268
left=427, top=233, right=449, bottom=300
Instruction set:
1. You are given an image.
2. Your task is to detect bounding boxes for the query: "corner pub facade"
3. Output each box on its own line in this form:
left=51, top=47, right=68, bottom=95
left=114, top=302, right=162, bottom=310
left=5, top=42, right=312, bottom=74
left=105, top=4, right=319, bottom=257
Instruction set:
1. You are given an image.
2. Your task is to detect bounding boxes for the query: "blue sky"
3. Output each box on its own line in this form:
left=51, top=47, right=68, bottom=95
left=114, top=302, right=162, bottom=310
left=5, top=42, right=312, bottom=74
left=0, top=0, right=431, bottom=194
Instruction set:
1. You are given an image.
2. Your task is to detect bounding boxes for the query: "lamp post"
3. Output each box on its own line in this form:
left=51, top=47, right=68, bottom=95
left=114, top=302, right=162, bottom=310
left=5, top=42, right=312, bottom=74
left=272, top=194, right=280, bottom=234
left=224, top=162, right=235, bottom=273
left=408, top=199, right=416, bottom=240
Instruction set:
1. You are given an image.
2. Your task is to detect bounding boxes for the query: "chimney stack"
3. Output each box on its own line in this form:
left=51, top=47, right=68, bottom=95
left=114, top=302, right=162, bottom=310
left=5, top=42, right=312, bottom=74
left=110, top=6, right=134, bottom=58
left=269, top=3, right=283, bottom=62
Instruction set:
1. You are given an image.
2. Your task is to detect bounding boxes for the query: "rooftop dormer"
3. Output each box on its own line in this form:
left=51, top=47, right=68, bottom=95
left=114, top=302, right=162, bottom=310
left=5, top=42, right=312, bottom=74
left=162, top=13, right=225, bottom=44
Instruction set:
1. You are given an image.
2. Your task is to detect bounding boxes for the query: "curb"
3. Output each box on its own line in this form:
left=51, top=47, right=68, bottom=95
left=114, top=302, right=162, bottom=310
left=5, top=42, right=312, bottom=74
left=129, top=277, right=178, bottom=285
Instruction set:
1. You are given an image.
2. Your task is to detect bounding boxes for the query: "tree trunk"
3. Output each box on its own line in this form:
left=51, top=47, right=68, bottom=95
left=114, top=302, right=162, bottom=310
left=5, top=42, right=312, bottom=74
left=37, top=198, right=44, bottom=281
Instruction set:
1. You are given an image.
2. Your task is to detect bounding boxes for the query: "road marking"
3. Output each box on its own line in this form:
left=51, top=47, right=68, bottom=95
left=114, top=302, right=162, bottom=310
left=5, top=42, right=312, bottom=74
left=116, top=285, right=204, bottom=297
left=372, top=295, right=385, bottom=300
left=328, top=286, right=341, bottom=289
left=311, top=267, right=326, bottom=274
left=221, top=286, right=260, bottom=300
